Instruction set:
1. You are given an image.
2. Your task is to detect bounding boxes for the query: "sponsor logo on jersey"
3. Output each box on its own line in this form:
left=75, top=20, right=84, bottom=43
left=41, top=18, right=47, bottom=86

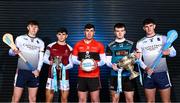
left=115, top=50, right=129, bottom=56
left=23, top=43, right=40, bottom=50
left=143, top=44, right=162, bottom=51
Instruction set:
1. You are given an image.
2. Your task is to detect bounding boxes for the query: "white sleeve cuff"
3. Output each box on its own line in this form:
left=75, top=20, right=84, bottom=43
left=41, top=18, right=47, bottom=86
left=8, top=49, right=16, bottom=56
left=72, top=55, right=81, bottom=65
left=97, top=53, right=106, bottom=66
left=64, top=55, right=73, bottom=69
left=106, top=56, right=112, bottom=67
left=169, top=46, right=176, bottom=57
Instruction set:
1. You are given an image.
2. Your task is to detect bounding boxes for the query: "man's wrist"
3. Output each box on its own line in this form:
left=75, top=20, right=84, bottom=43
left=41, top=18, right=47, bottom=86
left=145, top=67, right=150, bottom=72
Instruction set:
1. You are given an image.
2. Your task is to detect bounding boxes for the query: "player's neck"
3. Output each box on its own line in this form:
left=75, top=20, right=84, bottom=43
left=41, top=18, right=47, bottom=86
left=57, top=41, right=66, bottom=45
left=27, top=33, right=36, bottom=38
left=115, top=38, right=125, bottom=43
left=146, top=33, right=156, bottom=37
left=84, top=39, right=93, bottom=44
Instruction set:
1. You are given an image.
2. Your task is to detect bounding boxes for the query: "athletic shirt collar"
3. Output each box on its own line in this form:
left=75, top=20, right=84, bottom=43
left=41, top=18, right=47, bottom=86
left=146, top=33, right=156, bottom=38
left=115, top=38, right=126, bottom=43
left=83, top=38, right=95, bottom=44
left=26, top=34, right=36, bottom=38
left=26, top=34, right=37, bottom=42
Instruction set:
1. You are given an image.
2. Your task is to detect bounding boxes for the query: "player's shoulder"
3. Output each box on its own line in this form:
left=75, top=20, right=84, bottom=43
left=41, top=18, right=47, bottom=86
left=66, top=43, right=73, bottom=51
left=16, top=34, right=27, bottom=39
left=107, top=40, right=116, bottom=47
left=94, top=39, right=104, bottom=47
left=47, top=42, right=56, bottom=48
left=74, top=39, right=83, bottom=45
left=156, top=34, right=166, bottom=38
left=36, top=37, right=44, bottom=44
left=125, top=39, right=134, bottom=45
left=137, top=37, right=146, bottom=43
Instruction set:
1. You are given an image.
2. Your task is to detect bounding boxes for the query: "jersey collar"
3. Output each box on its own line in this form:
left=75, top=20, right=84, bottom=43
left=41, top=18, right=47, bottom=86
left=115, top=38, right=126, bottom=43
left=26, top=34, right=37, bottom=39
left=83, top=38, right=94, bottom=44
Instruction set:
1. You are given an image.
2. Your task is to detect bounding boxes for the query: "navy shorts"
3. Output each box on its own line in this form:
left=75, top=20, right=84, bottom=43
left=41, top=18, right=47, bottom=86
left=143, top=71, right=171, bottom=89
left=14, top=69, right=39, bottom=88
left=77, top=77, right=101, bottom=92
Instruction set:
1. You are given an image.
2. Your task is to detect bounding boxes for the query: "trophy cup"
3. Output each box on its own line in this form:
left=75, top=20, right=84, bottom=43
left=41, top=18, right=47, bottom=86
left=51, top=56, right=62, bottom=92
left=81, top=51, right=96, bottom=72
left=117, top=52, right=139, bottom=80
left=53, top=56, right=62, bottom=69
left=52, top=56, right=62, bottom=78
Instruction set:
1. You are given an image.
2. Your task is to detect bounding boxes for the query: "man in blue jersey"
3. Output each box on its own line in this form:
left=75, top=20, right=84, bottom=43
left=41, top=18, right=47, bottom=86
left=106, top=23, right=137, bottom=103
left=9, top=20, right=44, bottom=102
left=136, top=18, right=176, bottom=102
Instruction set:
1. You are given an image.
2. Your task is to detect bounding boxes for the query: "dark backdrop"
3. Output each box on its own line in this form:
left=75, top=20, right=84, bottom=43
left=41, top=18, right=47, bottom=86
left=0, top=0, right=179, bottom=102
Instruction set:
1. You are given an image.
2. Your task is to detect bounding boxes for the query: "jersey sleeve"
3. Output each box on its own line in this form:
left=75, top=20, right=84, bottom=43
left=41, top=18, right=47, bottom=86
left=99, top=42, right=105, bottom=54
left=64, top=54, right=73, bottom=69
left=130, top=42, right=136, bottom=53
left=72, top=43, right=79, bottom=56
left=72, top=42, right=81, bottom=65
left=136, top=41, right=142, bottom=53
left=97, top=42, right=106, bottom=66
left=37, top=41, right=45, bottom=71
left=64, top=44, right=73, bottom=69
left=136, top=41, right=147, bottom=69
left=106, top=45, right=112, bottom=56
left=43, top=45, right=51, bottom=65
left=105, top=44, right=113, bottom=67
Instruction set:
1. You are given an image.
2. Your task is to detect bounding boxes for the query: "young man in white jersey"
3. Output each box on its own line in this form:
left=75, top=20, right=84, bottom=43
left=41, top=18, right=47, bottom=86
left=43, top=27, right=73, bottom=103
left=136, top=18, right=176, bottom=103
left=9, top=20, right=44, bottom=102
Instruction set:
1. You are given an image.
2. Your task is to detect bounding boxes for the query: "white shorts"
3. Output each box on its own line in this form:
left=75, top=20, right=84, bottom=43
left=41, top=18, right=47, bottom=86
left=46, top=78, right=70, bottom=91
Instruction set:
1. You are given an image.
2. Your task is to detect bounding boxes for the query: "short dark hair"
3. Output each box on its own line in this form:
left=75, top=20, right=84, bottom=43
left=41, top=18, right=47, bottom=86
left=114, top=23, right=126, bottom=31
left=57, top=27, right=68, bottom=34
left=84, top=23, right=95, bottom=30
left=27, top=20, right=39, bottom=26
left=143, top=18, right=156, bottom=26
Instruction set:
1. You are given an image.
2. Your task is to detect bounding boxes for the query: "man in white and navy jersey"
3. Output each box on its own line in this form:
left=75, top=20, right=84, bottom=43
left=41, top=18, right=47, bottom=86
left=136, top=18, right=176, bottom=103
left=9, top=20, right=44, bottom=103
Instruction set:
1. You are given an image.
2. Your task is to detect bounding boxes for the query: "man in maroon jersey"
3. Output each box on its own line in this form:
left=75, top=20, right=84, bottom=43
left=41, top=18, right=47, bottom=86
left=43, top=27, right=73, bottom=103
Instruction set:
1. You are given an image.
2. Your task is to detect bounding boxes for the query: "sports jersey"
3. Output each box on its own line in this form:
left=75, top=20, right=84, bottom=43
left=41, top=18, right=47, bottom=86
left=136, top=34, right=176, bottom=73
left=9, top=34, right=44, bottom=71
left=43, top=42, right=73, bottom=80
left=106, top=39, right=134, bottom=76
left=72, top=39, right=105, bottom=78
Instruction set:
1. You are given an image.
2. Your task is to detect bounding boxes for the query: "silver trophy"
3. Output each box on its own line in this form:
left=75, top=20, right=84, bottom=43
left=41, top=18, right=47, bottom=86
left=81, top=51, right=96, bottom=72
left=52, top=56, right=62, bottom=78
left=117, top=52, right=139, bottom=80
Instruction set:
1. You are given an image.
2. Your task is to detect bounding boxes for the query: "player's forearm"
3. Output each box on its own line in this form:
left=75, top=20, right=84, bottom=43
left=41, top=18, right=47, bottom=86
left=65, top=55, right=73, bottom=69
left=137, top=59, right=147, bottom=70
left=97, top=53, right=106, bottom=66
left=37, top=51, right=44, bottom=71
left=43, top=50, right=50, bottom=65
left=106, top=56, right=112, bottom=68
left=72, top=55, right=81, bottom=65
